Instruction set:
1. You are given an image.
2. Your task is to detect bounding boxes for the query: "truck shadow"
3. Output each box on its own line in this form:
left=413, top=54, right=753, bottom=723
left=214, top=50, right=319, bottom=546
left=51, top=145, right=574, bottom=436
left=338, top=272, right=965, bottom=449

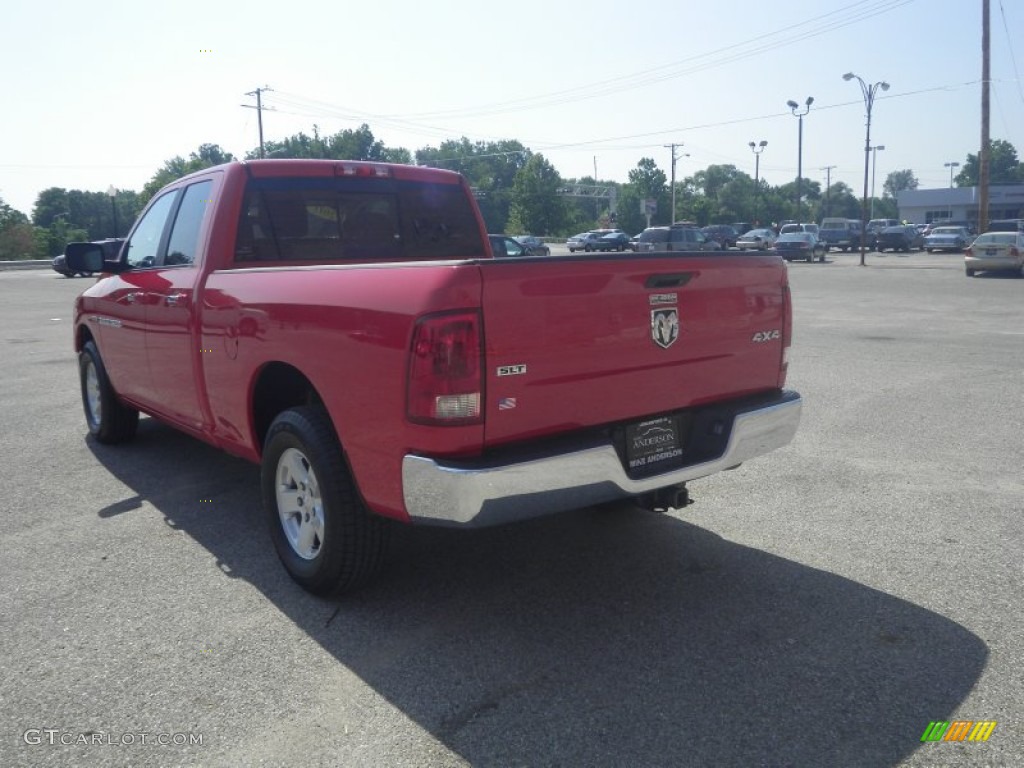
left=88, top=419, right=985, bottom=767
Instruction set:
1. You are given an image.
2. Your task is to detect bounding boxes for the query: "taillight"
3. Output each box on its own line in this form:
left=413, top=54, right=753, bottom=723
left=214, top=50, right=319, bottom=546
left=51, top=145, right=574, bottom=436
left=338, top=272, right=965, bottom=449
left=407, top=311, right=483, bottom=425
left=965, top=247, right=973, bottom=257
left=779, top=283, right=792, bottom=387
left=1010, top=247, right=1020, bottom=258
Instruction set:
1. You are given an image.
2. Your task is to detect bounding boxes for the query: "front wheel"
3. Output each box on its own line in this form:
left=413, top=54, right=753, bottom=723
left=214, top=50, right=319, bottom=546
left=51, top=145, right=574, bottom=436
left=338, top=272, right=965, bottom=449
left=262, top=407, right=388, bottom=595
left=79, top=341, right=139, bottom=443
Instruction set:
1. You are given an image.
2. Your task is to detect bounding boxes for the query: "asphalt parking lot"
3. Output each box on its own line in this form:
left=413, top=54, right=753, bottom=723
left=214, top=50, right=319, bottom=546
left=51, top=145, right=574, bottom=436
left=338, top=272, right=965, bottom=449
left=1, top=252, right=1022, bottom=767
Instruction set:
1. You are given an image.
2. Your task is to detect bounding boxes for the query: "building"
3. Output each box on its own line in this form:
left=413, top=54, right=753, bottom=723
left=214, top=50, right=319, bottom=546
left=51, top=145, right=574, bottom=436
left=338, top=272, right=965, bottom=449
left=897, top=184, right=1024, bottom=228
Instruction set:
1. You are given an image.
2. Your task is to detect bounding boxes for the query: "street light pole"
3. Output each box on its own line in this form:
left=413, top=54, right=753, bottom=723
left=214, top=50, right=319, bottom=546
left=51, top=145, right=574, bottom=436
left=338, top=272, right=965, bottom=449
left=943, top=161, right=960, bottom=221
left=106, top=185, right=118, bottom=238
left=844, top=72, right=890, bottom=266
left=787, top=96, right=814, bottom=221
left=749, top=140, right=767, bottom=225
left=870, top=145, right=885, bottom=219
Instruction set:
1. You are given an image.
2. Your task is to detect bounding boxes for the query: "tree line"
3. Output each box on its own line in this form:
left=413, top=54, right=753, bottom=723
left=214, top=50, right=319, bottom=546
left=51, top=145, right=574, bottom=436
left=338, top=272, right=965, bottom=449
left=2, top=130, right=1022, bottom=261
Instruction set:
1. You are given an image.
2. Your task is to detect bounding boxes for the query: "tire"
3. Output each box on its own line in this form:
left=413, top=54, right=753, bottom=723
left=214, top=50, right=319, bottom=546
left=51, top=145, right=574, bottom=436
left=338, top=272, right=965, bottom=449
left=63, top=273, right=75, bottom=278
left=806, top=252, right=813, bottom=263
left=965, top=268, right=975, bottom=277
left=79, top=341, right=139, bottom=444
left=584, top=245, right=593, bottom=252
left=926, top=248, right=933, bottom=253
left=262, top=406, right=388, bottom=596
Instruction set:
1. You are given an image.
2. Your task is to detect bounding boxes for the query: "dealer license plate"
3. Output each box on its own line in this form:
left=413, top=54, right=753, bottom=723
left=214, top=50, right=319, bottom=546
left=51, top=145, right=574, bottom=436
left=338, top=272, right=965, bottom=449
left=625, top=415, right=684, bottom=472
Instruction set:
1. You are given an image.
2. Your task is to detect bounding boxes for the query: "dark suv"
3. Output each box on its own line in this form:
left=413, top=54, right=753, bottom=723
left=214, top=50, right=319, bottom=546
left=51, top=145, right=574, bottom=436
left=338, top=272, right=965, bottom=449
left=701, top=224, right=740, bottom=249
left=635, top=224, right=721, bottom=253
left=874, top=225, right=923, bottom=252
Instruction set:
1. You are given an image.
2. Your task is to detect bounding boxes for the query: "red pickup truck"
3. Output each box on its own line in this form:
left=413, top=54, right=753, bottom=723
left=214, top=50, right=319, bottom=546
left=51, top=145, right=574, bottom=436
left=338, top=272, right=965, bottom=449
left=67, top=159, right=801, bottom=595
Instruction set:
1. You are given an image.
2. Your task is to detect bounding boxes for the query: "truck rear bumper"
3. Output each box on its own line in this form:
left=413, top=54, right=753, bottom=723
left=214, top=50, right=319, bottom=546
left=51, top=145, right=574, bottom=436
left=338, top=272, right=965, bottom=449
left=402, top=390, right=802, bottom=527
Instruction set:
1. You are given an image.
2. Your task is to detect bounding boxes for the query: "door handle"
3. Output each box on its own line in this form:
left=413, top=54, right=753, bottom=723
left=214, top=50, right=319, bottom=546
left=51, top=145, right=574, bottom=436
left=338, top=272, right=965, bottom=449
left=165, top=293, right=187, bottom=306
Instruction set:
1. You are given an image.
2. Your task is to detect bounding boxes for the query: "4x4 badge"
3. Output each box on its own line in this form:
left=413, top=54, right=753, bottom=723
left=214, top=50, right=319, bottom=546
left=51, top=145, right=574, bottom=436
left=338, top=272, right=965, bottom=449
left=651, top=309, right=679, bottom=349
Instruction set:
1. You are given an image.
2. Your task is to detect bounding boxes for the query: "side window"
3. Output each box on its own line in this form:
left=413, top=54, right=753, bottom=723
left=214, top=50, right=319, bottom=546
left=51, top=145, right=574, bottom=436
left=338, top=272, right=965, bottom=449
left=165, top=181, right=213, bottom=266
left=124, top=191, right=178, bottom=268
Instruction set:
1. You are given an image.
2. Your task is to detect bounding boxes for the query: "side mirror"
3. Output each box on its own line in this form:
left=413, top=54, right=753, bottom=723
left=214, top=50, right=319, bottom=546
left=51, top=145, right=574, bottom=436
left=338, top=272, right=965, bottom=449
left=65, top=240, right=128, bottom=274
left=64, top=242, right=105, bottom=273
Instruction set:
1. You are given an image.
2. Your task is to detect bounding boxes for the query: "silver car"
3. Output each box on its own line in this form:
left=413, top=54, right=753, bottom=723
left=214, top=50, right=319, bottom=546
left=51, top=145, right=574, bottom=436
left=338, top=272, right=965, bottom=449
left=566, top=232, right=603, bottom=252
left=964, top=231, right=1024, bottom=277
left=736, top=229, right=777, bottom=251
left=923, top=226, right=971, bottom=253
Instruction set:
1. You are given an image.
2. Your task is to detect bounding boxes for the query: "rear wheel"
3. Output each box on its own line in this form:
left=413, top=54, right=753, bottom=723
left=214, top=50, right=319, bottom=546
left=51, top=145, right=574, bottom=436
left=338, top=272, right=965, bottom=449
left=262, top=406, right=388, bottom=595
left=965, top=267, right=975, bottom=277
left=79, top=341, right=139, bottom=443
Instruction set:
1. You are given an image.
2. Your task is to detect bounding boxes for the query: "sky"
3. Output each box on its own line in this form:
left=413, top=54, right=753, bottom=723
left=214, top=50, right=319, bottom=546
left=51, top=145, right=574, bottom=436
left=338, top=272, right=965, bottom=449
left=2, top=0, right=1022, bottom=218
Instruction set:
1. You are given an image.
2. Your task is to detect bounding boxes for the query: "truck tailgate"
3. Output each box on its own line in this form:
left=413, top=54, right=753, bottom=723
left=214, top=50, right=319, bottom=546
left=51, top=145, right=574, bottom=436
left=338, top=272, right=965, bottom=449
left=478, top=252, right=788, bottom=448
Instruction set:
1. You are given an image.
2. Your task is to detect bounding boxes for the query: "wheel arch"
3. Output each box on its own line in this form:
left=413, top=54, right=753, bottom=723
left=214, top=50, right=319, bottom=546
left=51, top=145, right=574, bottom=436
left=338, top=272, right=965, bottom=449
left=251, top=362, right=328, bottom=456
left=75, top=324, right=96, bottom=353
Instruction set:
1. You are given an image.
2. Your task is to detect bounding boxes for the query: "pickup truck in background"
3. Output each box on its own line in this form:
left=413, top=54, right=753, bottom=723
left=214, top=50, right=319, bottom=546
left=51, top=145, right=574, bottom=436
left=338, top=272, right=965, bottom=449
left=66, top=159, right=801, bottom=596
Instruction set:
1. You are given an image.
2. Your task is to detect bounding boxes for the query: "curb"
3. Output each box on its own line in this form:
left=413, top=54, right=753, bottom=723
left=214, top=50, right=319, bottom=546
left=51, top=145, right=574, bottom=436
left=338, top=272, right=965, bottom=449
left=0, top=260, right=51, bottom=271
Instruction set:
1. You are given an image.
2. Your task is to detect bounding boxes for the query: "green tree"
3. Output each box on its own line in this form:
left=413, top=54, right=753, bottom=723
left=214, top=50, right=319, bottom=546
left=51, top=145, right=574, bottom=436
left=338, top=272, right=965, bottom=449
left=690, top=164, right=743, bottom=207
left=252, top=124, right=411, bottom=164
left=506, top=154, right=565, bottom=235
left=0, top=197, right=44, bottom=259
left=628, top=158, right=669, bottom=224
left=883, top=169, right=919, bottom=199
left=417, top=138, right=529, bottom=232
left=142, top=143, right=236, bottom=201
left=613, top=185, right=645, bottom=235
left=815, top=181, right=861, bottom=220
left=954, top=139, right=1024, bottom=186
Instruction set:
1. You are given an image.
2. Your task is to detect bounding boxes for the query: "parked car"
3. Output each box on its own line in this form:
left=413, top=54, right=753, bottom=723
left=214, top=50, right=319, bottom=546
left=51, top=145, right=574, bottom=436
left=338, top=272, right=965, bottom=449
left=778, top=222, right=820, bottom=237
left=964, top=231, right=1024, bottom=277
left=566, top=231, right=604, bottom=252
left=592, top=231, right=632, bottom=252
left=864, top=218, right=899, bottom=249
left=488, top=234, right=528, bottom=257
left=635, top=224, right=720, bottom=252
left=923, top=226, right=971, bottom=253
left=731, top=222, right=753, bottom=238
left=512, top=235, right=550, bottom=256
left=702, top=224, right=741, bottom=249
left=629, top=233, right=641, bottom=251
left=52, top=253, right=86, bottom=278
left=774, top=232, right=827, bottom=262
left=736, top=228, right=777, bottom=251
left=818, top=218, right=863, bottom=251
left=875, top=225, right=923, bottom=252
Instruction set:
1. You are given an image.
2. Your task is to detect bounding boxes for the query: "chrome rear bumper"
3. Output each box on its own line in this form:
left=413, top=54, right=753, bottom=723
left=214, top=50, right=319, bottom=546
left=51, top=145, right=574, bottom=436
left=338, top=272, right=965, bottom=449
left=402, top=390, right=802, bottom=527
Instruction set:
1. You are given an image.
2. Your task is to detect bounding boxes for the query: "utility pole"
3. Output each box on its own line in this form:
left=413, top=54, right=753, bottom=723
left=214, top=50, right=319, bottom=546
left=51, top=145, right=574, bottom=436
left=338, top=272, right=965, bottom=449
left=664, top=143, right=687, bottom=223
left=242, top=86, right=273, bottom=159
left=979, top=0, right=990, bottom=233
left=820, top=165, right=836, bottom=219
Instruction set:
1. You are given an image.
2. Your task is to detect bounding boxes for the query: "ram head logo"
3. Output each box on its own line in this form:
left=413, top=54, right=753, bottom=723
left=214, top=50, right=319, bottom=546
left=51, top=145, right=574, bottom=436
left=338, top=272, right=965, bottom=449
left=651, top=309, right=680, bottom=349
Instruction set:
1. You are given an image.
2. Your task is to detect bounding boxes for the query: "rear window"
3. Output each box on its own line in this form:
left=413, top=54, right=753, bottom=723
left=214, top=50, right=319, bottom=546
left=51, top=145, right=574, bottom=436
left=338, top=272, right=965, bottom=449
left=235, top=176, right=485, bottom=262
left=639, top=229, right=669, bottom=244
left=973, top=233, right=1017, bottom=246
